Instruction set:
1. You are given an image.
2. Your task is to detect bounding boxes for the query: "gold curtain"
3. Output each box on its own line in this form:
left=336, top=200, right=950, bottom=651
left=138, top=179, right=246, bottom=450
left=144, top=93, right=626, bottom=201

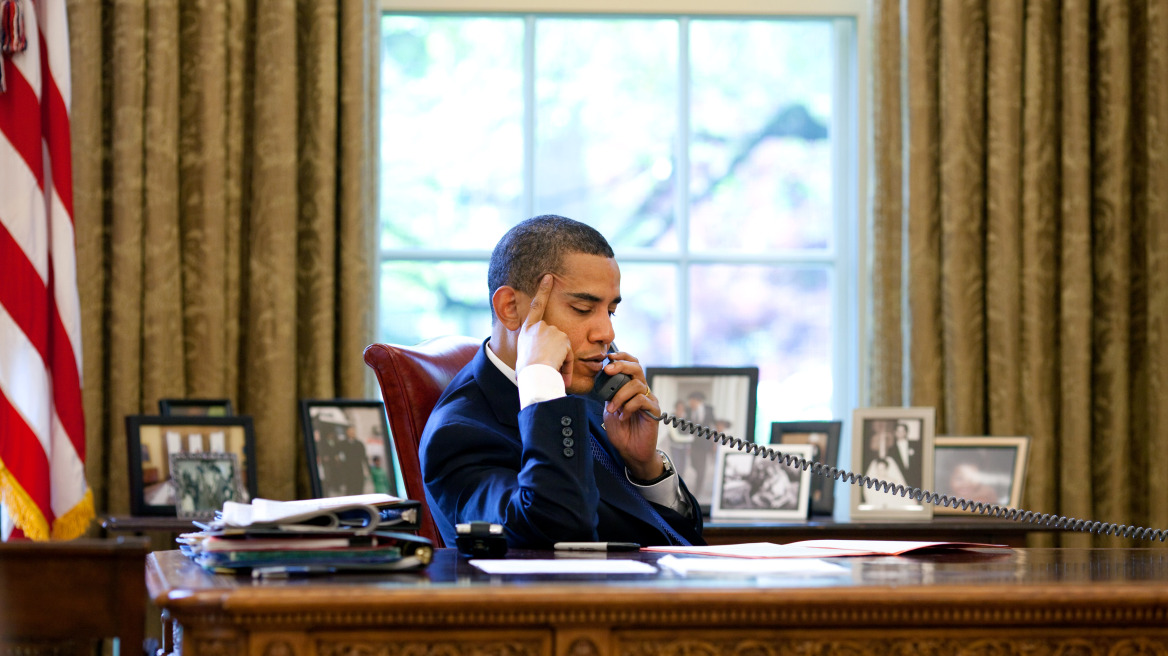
left=872, top=0, right=1168, bottom=547
left=66, top=0, right=380, bottom=517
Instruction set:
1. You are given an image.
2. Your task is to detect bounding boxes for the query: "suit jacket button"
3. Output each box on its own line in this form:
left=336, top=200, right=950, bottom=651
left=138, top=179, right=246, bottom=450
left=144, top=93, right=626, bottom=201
left=563, top=447, right=575, bottom=457
left=561, top=426, right=573, bottom=437
left=562, top=437, right=575, bottom=448
left=561, top=416, right=572, bottom=426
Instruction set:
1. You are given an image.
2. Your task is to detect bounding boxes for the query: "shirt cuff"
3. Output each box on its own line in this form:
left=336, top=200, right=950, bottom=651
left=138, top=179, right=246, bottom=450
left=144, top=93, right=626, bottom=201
left=517, top=363, right=566, bottom=409
left=628, top=451, right=689, bottom=515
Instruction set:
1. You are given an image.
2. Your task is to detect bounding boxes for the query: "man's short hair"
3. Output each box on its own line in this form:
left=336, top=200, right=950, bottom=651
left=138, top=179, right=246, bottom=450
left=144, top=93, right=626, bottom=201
left=487, top=215, right=615, bottom=302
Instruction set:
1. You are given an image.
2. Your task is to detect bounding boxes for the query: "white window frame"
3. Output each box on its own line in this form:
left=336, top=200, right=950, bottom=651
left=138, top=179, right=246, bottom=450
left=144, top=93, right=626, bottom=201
left=377, top=0, right=870, bottom=426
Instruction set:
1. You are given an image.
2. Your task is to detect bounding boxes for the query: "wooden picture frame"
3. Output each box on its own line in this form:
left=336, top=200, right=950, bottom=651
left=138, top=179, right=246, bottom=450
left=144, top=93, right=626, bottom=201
left=771, top=420, right=842, bottom=516
left=711, top=443, right=814, bottom=521
left=646, top=366, right=759, bottom=514
left=126, top=415, right=257, bottom=516
left=848, top=407, right=935, bottom=522
left=169, top=452, right=246, bottom=519
left=300, top=399, right=401, bottom=499
left=933, top=436, right=1030, bottom=514
left=158, top=398, right=234, bottom=417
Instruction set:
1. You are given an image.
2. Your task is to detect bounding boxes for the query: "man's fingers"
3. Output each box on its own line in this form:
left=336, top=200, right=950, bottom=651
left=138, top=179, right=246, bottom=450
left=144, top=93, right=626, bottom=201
left=524, top=273, right=554, bottom=326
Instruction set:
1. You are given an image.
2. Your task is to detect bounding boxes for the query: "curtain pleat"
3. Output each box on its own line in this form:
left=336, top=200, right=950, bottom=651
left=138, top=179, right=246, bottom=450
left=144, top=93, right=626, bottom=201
left=1148, top=0, right=1168, bottom=535
left=938, top=0, right=986, bottom=435
left=1057, top=0, right=1093, bottom=548
left=905, top=1, right=943, bottom=418
left=869, top=0, right=904, bottom=408
left=874, top=0, right=1168, bottom=546
left=984, top=0, right=1023, bottom=438
left=69, top=0, right=379, bottom=515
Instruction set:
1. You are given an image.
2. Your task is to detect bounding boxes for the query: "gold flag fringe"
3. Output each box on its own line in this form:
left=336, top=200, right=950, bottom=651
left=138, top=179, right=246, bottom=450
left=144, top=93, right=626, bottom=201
left=0, top=458, right=95, bottom=541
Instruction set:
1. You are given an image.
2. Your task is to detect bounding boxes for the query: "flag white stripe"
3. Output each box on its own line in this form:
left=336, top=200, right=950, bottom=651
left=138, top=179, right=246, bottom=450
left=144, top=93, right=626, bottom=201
left=0, top=305, right=52, bottom=456
left=49, top=410, right=84, bottom=516
left=49, top=188, right=82, bottom=374
left=0, top=136, right=49, bottom=285
left=33, top=0, right=69, bottom=109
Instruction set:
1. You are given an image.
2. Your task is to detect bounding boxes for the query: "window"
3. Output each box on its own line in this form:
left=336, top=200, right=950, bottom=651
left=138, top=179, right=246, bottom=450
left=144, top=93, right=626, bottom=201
left=378, top=3, right=865, bottom=435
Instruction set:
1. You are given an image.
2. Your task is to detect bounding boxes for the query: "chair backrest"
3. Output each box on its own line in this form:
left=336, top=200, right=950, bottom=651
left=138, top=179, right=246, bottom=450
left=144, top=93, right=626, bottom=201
left=364, top=336, right=480, bottom=548
left=0, top=536, right=150, bottom=656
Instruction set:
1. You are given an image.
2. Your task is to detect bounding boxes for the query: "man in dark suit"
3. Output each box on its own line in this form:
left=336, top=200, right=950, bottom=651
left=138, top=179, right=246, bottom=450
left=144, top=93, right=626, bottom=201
left=420, top=216, right=704, bottom=549
left=889, top=421, right=920, bottom=488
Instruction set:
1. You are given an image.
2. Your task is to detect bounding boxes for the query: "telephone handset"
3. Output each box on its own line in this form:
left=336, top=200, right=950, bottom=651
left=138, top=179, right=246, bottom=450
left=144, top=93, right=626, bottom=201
left=592, top=349, right=1166, bottom=542
left=590, top=344, right=633, bottom=403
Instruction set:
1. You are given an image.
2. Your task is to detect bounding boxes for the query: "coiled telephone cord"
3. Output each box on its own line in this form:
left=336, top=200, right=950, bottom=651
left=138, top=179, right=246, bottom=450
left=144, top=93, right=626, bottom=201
left=648, top=411, right=1168, bottom=543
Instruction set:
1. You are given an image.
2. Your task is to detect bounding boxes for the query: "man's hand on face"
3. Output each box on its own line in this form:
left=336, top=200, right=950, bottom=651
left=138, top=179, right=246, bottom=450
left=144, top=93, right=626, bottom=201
left=516, top=274, right=574, bottom=388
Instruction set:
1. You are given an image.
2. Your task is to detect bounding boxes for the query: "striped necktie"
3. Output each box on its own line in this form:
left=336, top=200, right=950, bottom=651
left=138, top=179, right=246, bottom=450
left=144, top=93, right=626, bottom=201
left=590, top=434, right=691, bottom=546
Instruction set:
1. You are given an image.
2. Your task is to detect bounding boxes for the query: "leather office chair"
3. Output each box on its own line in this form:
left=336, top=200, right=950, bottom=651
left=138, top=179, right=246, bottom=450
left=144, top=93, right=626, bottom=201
left=364, top=336, right=480, bottom=548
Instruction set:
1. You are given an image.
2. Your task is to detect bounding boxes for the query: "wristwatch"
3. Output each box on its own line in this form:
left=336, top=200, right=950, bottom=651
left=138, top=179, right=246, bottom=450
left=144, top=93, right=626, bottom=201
left=630, top=450, right=674, bottom=486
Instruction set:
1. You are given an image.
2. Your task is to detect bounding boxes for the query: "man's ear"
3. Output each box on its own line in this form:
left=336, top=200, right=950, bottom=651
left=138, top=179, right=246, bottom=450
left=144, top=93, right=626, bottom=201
left=491, top=286, right=525, bottom=331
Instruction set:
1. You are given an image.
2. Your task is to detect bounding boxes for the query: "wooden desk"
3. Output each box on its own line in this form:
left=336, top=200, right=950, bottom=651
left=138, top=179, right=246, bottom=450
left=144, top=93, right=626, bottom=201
left=148, top=547, right=1168, bottom=656
left=0, top=537, right=150, bottom=656
left=108, top=514, right=1045, bottom=547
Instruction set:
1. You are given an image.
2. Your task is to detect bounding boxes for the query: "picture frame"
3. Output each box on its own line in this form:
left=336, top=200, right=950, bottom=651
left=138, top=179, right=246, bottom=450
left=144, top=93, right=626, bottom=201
left=849, top=407, right=935, bottom=521
left=169, top=452, right=246, bottom=519
left=646, top=366, right=760, bottom=514
left=933, top=436, right=1030, bottom=514
left=126, top=415, right=257, bottom=516
left=711, top=443, right=814, bottom=520
left=771, top=420, right=842, bottom=516
left=158, top=398, right=234, bottom=417
left=300, top=399, right=401, bottom=499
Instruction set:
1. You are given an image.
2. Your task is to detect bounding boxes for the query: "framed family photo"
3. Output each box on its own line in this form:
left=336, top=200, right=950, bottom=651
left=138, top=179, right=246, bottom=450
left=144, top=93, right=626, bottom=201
left=933, top=436, right=1030, bottom=514
left=126, top=415, right=256, bottom=516
left=158, top=398, right=234, bottom=417
left=169, top=452, right=246, bottom=519
left=301, top=400, right=400, bottom=499
left=849, top=407, right=935, bottom=521
left=771, top=420, right=842, bottom=516
left=711, top=443, right=814, bottom=520
left=646, top=366, right=759, bottom=514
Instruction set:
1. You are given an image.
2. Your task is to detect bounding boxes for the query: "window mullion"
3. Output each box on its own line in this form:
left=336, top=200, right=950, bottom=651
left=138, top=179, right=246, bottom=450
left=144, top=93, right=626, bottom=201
left=523, top=15, right=536, bottom=218
left=676, top=16, right=691, bottom=366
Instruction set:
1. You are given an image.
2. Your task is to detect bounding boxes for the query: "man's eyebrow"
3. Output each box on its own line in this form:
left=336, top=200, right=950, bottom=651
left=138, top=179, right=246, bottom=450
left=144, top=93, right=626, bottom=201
left=565, top=291, right=621, bottom=305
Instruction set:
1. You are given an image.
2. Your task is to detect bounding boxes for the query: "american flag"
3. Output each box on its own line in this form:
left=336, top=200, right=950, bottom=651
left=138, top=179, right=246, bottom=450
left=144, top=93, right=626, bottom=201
left=0, top=0, right=92, bottom=540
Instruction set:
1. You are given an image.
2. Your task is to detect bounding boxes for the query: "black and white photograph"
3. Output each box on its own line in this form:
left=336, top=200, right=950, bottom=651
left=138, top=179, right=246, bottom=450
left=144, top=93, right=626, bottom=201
left=771, top=420, right=841, bottom=516
left=849, top=407, right=935, bottom=521
left=646, top=366, right=759, bottom=514
left=711, top=444, right=813, bottom=520
left=933, top=436, right=1030, bottom=514
left=301, top=400, right=400, bottom=499
left=169, top=452, right=246, bottom=519
left=126, top=415, right=257, bottom=516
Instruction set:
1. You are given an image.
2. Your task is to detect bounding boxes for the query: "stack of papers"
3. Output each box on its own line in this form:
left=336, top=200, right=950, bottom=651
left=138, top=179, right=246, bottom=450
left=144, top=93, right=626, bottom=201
left=177, top=494, right=433, bottom=576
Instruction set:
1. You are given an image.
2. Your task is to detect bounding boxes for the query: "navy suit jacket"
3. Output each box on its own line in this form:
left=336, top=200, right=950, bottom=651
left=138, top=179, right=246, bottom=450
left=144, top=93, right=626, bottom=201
left=419, top=342, right=705, bottom=549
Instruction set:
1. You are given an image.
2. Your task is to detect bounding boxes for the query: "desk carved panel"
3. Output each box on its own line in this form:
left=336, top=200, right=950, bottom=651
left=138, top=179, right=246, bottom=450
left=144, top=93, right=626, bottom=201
left=313, top=631, right=550, bottom=656
left=619, top=634, right=1168, bottom=656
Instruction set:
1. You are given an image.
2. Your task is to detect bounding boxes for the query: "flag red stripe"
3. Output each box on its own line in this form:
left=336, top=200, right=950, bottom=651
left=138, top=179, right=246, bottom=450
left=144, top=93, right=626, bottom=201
left=0, top=223, right=50, bottom=363
left=0, top=390, right=54, bottom=524
left=49, top=297, right=84, bottom=459
left=38, top=34, right=72, bottom=217
left=0, top=59, right=44, bottom=190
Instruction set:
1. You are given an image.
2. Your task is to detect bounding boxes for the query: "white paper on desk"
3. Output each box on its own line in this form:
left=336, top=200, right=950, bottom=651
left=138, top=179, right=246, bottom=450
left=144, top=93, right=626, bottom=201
left=656, top=554, right=848, bottom=577
left=644, top=540, right=1010, bottom=559
left=469, top=559, right=658, bottom=575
